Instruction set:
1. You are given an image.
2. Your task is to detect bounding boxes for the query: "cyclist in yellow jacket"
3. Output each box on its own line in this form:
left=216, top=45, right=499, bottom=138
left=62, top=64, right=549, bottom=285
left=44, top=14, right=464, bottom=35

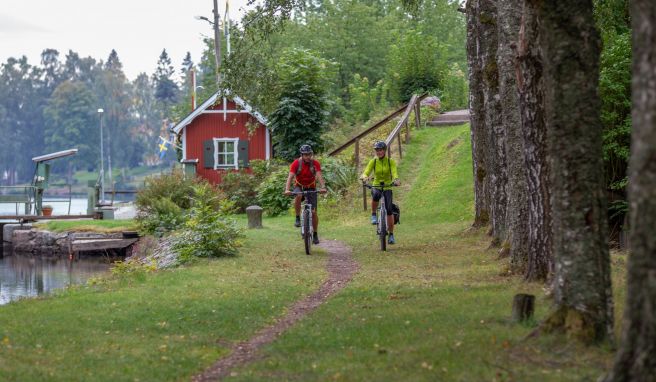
left=360, top=141, right=400, bottom=244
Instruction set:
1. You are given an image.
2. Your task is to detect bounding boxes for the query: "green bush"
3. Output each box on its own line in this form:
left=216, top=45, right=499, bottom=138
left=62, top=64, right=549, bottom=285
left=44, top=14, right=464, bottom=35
left=136, top=197, right=186, bottom=236
left=136, top=169, right=196, bottom=212
left=319, top=156, right=357, bottom=195
left=172, top=184, right=243, bottom=262
left=256, top=167, right=292, bottom=216
left=438, top=63, right=469, bottom=111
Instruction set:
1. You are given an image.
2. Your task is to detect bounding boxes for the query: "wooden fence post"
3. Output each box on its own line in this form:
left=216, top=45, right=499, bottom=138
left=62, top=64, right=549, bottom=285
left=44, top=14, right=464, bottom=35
left=354, top=138, right=360, bottom=173
left=397, top=133, right=403, bottom=159
left=405, top=119, right=410, bottom=144
left=362, top=184, right=368, bottom=211
left=415, top=103, right=421, bottom=129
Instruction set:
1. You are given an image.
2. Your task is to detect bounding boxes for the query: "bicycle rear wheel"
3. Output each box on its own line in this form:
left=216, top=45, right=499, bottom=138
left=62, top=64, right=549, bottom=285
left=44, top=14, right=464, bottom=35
left=303, top=209, right=312, bottom=255
left=379, top=207, right=387, bottom=251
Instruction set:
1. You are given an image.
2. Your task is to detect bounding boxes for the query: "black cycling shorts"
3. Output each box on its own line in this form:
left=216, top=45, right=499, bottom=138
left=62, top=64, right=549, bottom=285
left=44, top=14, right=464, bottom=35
left=371, top=189, right=393, bottom=216
left=293, top=186, right=318, bottom=211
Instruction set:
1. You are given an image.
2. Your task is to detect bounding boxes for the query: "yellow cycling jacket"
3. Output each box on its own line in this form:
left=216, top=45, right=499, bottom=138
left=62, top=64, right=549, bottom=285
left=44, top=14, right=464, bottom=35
left=362, top=156, right=398, bottom=190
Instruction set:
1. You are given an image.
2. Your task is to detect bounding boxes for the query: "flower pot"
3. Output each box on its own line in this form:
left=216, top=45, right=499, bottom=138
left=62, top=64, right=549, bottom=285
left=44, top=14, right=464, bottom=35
left=42, top=206, right=53, bottom=216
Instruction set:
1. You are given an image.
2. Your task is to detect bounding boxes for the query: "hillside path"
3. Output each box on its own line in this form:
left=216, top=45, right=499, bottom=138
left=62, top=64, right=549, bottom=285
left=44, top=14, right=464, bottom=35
left=192, top=239, right=358, bottom=381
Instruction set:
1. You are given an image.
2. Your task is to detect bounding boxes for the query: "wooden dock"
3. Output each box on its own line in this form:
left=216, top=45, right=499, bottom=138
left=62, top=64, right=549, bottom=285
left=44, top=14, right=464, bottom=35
left=68, top=237, right=139, bottom=258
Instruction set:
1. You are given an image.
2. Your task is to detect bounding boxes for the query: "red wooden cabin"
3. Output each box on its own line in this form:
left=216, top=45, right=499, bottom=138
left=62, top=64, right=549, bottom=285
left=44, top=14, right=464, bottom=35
left=171, top=91, right=271, bottom=185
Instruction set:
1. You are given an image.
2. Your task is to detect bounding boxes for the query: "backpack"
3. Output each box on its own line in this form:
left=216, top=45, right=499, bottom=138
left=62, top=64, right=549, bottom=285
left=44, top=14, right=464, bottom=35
left=295, top=158, right=316, bottom=177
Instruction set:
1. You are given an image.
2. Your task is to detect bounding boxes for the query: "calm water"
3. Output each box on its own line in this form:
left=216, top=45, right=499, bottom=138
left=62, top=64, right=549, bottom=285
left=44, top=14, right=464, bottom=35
left=0, top=244, right=114, bottom=305
left=0, top=197, right=89, bottom=216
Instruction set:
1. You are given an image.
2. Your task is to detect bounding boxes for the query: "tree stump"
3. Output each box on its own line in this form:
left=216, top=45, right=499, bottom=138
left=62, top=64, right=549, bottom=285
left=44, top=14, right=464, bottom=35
left=246, top=205, right=263, bottom=229
left=512, top=293, right=535, bottom=322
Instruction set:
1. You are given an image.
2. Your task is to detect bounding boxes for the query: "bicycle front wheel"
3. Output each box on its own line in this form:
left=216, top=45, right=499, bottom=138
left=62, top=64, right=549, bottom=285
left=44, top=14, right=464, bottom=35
left=379, top=208, right=387, bottom=251
left=303, top=210, right=312, bottom=255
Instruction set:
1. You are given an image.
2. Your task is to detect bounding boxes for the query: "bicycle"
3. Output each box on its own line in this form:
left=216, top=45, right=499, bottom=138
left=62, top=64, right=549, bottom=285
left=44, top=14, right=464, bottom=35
left=288, top=189, right=320, bottom=255
left=363, top=182, right=398, bottom=251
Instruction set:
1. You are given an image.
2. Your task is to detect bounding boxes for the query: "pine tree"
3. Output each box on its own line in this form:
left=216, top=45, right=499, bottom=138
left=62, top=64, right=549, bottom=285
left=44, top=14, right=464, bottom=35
left=153, top=49, right=179, bottom=105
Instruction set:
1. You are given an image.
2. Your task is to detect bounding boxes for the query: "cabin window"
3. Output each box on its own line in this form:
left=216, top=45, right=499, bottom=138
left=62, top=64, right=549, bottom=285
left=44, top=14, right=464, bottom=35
left=213, top=138, right=239, bottom=170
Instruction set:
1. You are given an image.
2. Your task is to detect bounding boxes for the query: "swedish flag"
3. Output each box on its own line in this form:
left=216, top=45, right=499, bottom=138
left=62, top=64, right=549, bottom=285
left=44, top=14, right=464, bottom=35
left=158, top=136, right=169, bottom=160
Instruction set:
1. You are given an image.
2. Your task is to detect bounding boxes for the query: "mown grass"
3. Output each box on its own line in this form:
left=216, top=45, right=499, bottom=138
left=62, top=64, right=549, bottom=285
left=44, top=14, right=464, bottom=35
left=0, top=125, right=624, bottom=381
left=35, top=219, right=138, bottom=233
left=0, top=217, right=327, bottom=381
left=227, top=126, right=620, bottom=381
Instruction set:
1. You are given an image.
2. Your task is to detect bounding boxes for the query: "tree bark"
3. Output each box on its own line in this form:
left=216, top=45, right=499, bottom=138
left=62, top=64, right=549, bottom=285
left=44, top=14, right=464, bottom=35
left=605, top=0, right=656, bottom=379
left=466, top=0, right=490, bottom=228
left=479, top=0, right=508, bottom=245
left=497, top=0, right=528, bottom=269
left=517, top=1, right=552, bottom=281
left=539, top=0, right=614, bottom=343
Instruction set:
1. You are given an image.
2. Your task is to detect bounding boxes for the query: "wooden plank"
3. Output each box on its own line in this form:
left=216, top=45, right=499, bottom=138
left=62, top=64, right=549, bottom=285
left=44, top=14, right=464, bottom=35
left=0, top=214, right=97, bottom=221
left=72, top=238, right=138, bottom=252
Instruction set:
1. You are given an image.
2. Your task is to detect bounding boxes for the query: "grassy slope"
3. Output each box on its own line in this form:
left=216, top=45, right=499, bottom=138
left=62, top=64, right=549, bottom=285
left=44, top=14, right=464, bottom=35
left=0, top=126, right=624, bottom=381
left=228, top=126, right=620, bottom=381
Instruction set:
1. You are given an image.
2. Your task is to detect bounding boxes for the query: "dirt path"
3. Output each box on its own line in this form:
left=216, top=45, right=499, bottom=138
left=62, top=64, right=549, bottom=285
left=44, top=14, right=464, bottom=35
left=192, top=239, right=358, bottom=381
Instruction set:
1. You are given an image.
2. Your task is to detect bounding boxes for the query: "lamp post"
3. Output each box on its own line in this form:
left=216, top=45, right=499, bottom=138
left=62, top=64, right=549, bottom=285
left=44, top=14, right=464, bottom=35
left=98, top=108, right=105, bottom=202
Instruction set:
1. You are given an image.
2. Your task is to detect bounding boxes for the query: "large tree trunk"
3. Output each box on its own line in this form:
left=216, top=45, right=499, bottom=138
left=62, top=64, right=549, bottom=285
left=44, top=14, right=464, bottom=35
left=539, top=0, right=614, bottom=343
left=517, top=1, right=552, bottom=281
left=605, top=0, right=656, bottom=379
left=497, top=0, right=528, bottom=267
left=479, top=0, right=508, bottom=245
left=466, top=0, right=490, bottom=228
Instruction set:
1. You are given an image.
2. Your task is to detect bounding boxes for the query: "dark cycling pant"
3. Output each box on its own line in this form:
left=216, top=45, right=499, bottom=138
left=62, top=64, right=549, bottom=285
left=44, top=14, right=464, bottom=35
left=293, top=186, right=317, bottom=211
left=371, top=189, right=393, bottom=216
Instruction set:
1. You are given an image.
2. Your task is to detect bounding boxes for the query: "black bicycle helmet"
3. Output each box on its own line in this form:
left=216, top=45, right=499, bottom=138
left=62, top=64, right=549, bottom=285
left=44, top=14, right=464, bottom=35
left=299, top=144, right=313, bottom=154
left=373, top=141, right=387, bottom=150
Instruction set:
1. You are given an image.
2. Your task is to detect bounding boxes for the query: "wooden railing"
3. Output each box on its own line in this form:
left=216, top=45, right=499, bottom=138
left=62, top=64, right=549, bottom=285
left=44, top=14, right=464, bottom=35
left=328, top=93, right=426, bottom=210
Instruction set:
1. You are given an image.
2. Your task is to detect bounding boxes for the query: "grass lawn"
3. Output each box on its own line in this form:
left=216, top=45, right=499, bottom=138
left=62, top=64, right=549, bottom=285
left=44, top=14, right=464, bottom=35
left=35, top=219, right=138, bottom=233
left=0, top=125, right=625, bottom=381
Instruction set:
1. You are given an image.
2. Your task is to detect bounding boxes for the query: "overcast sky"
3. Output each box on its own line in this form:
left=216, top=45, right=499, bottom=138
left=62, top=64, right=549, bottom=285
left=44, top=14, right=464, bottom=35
left=0, top=0, right=250, bottom=80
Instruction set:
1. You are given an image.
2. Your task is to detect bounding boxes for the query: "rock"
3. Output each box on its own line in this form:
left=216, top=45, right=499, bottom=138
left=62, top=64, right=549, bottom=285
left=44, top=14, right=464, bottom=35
left=3, top=224, right=32, bottom=243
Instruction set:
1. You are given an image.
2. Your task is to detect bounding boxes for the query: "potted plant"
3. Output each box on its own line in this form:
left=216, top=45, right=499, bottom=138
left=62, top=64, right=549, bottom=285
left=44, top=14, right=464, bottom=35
left=42, top=205, right=53, bottom=216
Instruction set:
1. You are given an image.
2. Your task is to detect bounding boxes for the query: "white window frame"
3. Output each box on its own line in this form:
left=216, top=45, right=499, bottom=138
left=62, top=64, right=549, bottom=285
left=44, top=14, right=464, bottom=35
left=213, top=138, right=239, bottom=170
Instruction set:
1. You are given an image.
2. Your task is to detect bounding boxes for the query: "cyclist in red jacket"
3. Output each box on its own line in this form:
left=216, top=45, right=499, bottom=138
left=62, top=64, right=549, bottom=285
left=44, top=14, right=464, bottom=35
left=284, top=144, right=327, bottom=244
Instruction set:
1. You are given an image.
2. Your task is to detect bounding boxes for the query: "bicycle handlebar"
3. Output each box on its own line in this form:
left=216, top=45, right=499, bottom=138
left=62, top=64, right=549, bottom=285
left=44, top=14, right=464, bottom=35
left=362, top=182, right=399, bottom=190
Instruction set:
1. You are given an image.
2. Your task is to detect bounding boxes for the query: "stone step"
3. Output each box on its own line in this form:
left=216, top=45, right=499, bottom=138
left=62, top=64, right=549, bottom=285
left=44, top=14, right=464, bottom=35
left=426, top=120, right=470, bottom=127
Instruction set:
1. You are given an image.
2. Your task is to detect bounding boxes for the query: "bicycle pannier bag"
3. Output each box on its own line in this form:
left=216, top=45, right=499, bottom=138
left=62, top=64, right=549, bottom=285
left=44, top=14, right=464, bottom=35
left=391, top=203, right=400, bottom=224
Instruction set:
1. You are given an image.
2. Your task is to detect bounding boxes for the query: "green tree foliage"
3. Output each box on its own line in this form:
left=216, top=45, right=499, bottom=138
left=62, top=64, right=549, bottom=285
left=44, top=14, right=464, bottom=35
left=595, top=0, right=632, bottom=193
left=153, top=49, right=179, bottom=107
left=43, top=81, right=98, bottom=175
left=388, top=30, right=445, bottom=103
left=268, top=48, right=334, bottom=161
left=347, top=74, right=390, bottom=123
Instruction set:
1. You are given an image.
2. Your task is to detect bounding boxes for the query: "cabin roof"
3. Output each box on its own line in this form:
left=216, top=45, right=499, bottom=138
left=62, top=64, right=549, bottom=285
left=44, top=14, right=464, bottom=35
left=171, top=90, right=268, bottom=134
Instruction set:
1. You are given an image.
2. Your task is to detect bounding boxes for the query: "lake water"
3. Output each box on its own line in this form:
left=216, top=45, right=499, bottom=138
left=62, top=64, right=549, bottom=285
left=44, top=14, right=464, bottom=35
left=0, top=244, right=114, bottom=305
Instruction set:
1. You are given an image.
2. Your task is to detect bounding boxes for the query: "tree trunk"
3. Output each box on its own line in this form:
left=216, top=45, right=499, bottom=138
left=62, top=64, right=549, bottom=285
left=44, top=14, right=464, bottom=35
left=539, top=0, right=614, bottom=344
left=466, top=0, right=490, bottom=228
left=480, top=0, right=508, bottom=245
left=497, top=0, right=528, bottom=269
left=517, top=1, right=552, bottom=281
left=605, top=0, right=656, bottom=379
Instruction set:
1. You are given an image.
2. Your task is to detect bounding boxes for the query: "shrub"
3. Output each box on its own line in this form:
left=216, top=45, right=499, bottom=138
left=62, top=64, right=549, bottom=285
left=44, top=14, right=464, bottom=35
left=319, top=156, right=357, bottom=195
left=136, top=169, right=196, bottom=212
left=256, top=167, right=292, bottom=216
left=136, top=197, right=186, bottom=236
left=172, top=184, right=243, bottom=261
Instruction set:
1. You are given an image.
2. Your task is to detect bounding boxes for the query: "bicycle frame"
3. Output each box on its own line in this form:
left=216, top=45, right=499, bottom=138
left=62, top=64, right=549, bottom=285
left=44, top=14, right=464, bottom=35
left=290, top=189, right=319, bottom=255
left=363, top=182, right=397, bottom=251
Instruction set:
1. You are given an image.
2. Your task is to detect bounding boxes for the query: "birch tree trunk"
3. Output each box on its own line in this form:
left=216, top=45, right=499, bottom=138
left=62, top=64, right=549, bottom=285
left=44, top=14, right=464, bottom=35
left=517, top=1, right=552, bottom=281
left=539, top=0, right=614, bottom=343
left=497, top=0, right=528, bottom=266
left=466, top=0, right=490, bottom=228
left=479, top=0, right=508, bottom=245
left=605, top=0, right=656, bottom=378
